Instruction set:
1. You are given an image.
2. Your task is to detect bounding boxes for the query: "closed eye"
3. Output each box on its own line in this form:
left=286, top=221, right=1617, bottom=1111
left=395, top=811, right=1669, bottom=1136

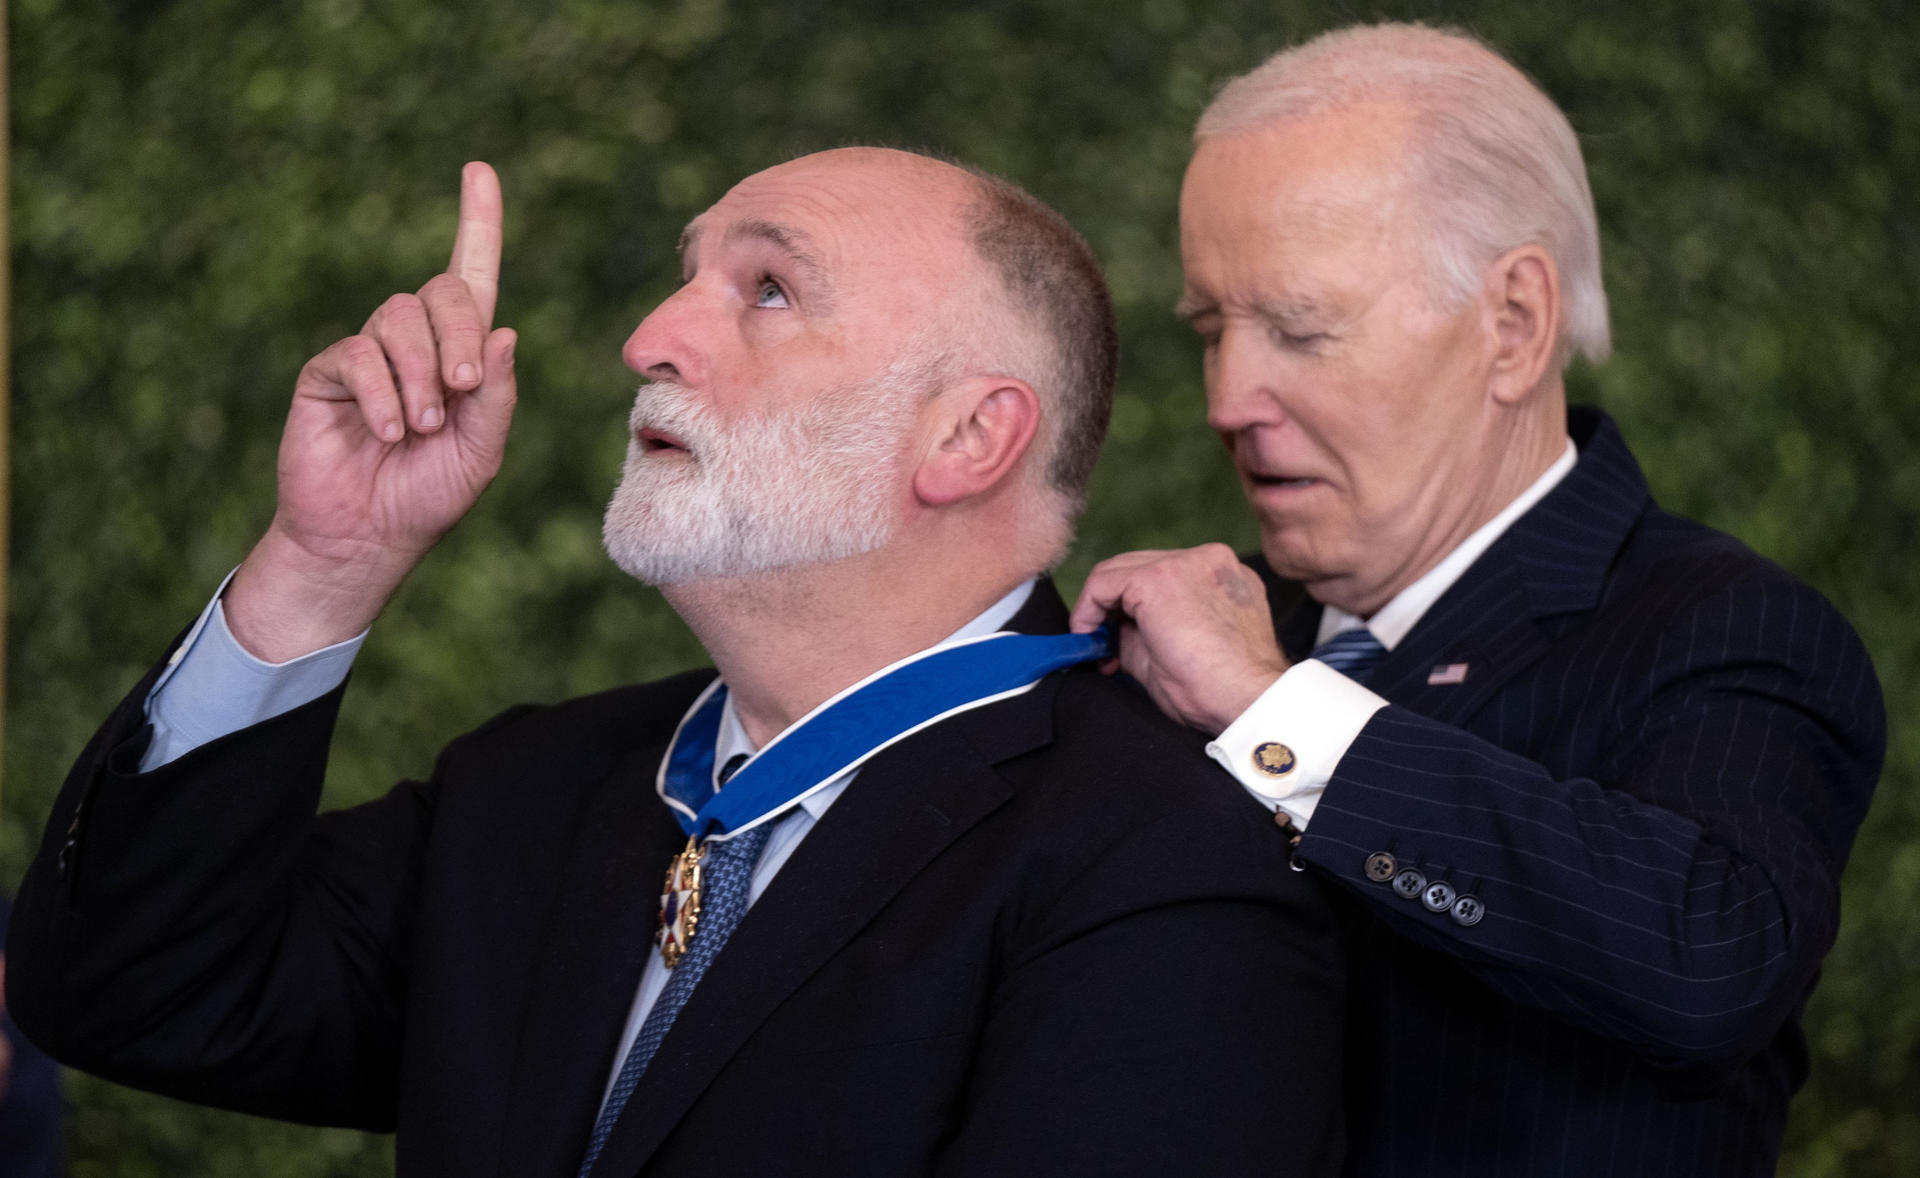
left=1271, top=324, right=1328, bottom=351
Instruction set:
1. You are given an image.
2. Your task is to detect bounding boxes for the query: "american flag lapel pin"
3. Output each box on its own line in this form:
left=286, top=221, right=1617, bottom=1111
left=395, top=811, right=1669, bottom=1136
left=1427, top=663, right=1470, bottom=686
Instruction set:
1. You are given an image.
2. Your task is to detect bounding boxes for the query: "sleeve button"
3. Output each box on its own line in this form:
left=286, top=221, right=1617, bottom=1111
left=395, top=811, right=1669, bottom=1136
left=1391, top=868, right=1427, bottom=900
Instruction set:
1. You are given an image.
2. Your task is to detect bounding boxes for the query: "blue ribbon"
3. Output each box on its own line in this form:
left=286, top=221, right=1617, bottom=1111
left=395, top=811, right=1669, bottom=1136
left=658, top=627, right=1115, bottom=840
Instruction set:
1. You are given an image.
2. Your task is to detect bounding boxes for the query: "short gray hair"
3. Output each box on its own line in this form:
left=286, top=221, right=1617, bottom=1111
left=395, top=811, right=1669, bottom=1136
left=962, top=168, right=1118, bottom=515
left=1198, top=22, right=1610, bottom=368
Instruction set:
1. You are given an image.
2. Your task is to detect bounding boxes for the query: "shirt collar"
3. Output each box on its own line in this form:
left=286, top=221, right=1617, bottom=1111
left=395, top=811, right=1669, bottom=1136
left=1318, top=438, right=1579, bottom=651
left=713, top=578, right=1039, bottom=819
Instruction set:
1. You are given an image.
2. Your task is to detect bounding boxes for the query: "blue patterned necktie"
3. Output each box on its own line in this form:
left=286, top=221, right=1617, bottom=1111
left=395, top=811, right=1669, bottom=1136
left=576, top=755, right=766, bottom=1178
left=1311, top=627, right=1387, bottom=685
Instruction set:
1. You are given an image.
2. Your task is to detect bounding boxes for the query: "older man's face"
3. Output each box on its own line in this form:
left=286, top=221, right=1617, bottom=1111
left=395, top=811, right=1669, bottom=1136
left=604, top=151, right=966, bottom=584
left=1179, top=105, right=1501, bottom=615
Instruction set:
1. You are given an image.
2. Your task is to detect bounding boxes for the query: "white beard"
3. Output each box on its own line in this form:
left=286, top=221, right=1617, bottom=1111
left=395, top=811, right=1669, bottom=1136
left=601, top=358, right=929, bottom=586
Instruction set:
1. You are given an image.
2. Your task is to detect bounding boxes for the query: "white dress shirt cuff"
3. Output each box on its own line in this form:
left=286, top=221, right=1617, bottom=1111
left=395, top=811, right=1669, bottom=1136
left=141, top=586, right=367, bottom=772
left=1206, top=659, right=1388, bottom=829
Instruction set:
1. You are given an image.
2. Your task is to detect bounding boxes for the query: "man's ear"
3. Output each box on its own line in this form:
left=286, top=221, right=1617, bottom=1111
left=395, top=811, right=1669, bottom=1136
left=912, top=376, right=1043, bottom=507
left=1484, top=244, right=1562, bottom=405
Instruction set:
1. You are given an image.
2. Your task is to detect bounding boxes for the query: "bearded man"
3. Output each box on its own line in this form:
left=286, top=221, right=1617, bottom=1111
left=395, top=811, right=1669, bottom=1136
left=7, top=150, right=1344, bottom=1176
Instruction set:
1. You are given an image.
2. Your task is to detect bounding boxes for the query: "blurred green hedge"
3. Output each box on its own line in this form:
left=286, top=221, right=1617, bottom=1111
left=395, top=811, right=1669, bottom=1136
left=7, top=1, right=1916, bottom=1174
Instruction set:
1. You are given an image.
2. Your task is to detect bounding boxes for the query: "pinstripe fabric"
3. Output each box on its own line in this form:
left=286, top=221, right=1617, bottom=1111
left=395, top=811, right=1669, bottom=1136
left=1265, top=408, right=1884, bottom=1177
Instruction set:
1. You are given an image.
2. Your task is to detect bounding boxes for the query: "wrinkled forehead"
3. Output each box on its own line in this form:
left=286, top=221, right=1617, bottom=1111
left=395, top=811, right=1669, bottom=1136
left=1187, top=105, right=1419, bottom=220
left=1180, top=105, right=1429, bottom=283
left=680, top=152, right=978, bottom=302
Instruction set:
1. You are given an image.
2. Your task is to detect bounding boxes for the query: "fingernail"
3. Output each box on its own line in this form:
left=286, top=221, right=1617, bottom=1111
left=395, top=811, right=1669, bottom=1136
left=383, top=421, right=405, bottom=442
left=421, top=405, right=444, bottom=430
left=502, top=341, right=515, bottom=368
left=454, top=363, right=478, bottom=385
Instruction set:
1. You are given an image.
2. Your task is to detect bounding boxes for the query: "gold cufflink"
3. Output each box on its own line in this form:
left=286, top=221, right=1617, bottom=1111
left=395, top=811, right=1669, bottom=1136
left=1252, top=741, right=1297, bottom=777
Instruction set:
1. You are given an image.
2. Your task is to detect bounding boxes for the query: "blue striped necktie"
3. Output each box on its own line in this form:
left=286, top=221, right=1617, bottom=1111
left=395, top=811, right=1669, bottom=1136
left=576, top=755, right=763, bottom=1177
left=1311, top=628, right=1387, bottom=685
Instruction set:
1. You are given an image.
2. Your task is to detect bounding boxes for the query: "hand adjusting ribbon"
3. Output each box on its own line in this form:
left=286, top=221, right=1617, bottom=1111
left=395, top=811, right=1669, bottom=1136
left=652, top=626, right=1114, bottom=966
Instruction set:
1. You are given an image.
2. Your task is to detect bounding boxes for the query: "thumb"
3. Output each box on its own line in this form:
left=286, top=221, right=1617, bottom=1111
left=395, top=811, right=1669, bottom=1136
left=472, top=327, right=518, bottom=422
left=455, top=327, right=518, bottom=468
left=1069, top=573, right=1124, bottom=633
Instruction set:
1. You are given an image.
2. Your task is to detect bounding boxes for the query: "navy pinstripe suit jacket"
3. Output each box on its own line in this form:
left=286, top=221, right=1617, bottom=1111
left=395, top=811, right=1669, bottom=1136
left=1260, top=406, right=1883, bottom=1177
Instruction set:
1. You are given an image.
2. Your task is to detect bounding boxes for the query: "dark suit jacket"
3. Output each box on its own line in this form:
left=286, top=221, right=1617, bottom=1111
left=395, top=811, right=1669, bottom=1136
left=1252, top=407, right=1883, bottom=1176
left=8, top=586, right=1345, bottom=1177
left=0, top=899, right=64, bottom=1178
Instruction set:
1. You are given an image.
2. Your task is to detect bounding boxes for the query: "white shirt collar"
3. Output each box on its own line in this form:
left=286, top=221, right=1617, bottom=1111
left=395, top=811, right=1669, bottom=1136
left=1318, top=439, right=1578, bottom=651
left=713, top=578, right=1039, bottom=818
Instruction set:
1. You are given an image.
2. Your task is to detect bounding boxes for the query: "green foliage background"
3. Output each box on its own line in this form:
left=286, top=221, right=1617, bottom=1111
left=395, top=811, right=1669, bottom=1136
left=7, top=0, right=1916, bottom=1173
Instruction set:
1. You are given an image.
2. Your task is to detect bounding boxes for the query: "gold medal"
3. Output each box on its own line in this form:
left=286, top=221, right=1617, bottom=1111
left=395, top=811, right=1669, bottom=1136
left=657, top=835, right=708, bottom=967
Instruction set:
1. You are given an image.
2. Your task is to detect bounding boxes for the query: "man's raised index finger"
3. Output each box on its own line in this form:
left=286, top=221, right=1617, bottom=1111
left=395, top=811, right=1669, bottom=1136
left=449, top=161, right=504, bottom=328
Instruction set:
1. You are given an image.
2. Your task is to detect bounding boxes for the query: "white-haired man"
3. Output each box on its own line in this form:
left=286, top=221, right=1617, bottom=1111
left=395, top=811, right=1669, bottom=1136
left=1074, top=23, right=1883, bottom=1176
left=10, top=150, right=1346, bottom=1175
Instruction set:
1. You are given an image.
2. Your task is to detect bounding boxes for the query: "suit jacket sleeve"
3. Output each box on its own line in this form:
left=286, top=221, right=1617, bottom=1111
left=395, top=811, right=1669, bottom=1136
left=4, top=650, right=520, bottom=1129
left=1296, top=564, right=1884, bottom=1069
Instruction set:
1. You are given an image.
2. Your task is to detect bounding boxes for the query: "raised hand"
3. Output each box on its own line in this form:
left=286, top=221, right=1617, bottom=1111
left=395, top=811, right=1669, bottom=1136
left=225, top=163, right=518, bottom=662
left=1069, top=543, right=1291, bottom=735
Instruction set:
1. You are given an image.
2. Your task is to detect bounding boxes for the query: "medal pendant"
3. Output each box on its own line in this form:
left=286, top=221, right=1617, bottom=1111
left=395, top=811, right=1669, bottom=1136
left=657, top=835, right=707, bottom=968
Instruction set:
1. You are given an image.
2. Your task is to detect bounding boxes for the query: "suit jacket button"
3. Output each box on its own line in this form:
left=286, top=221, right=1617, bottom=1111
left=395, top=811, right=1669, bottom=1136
left=1451, top=895, right=1486, bottom=926
left=1391, top=868, right=1427, bottom=900
left=1422, top=880, right=1457, bottom=912
left=1364, top=852, right=1397, bottom=882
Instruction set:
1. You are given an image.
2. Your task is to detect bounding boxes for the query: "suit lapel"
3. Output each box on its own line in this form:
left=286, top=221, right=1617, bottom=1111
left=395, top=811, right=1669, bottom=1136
left=589, top=583, right=1071, bottom=1176
left=495, top=734, right=694, bottom=1178
left=1254, top=407, right=1653, bottom=728
left=1369, top=556, right=1553, bottom=723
